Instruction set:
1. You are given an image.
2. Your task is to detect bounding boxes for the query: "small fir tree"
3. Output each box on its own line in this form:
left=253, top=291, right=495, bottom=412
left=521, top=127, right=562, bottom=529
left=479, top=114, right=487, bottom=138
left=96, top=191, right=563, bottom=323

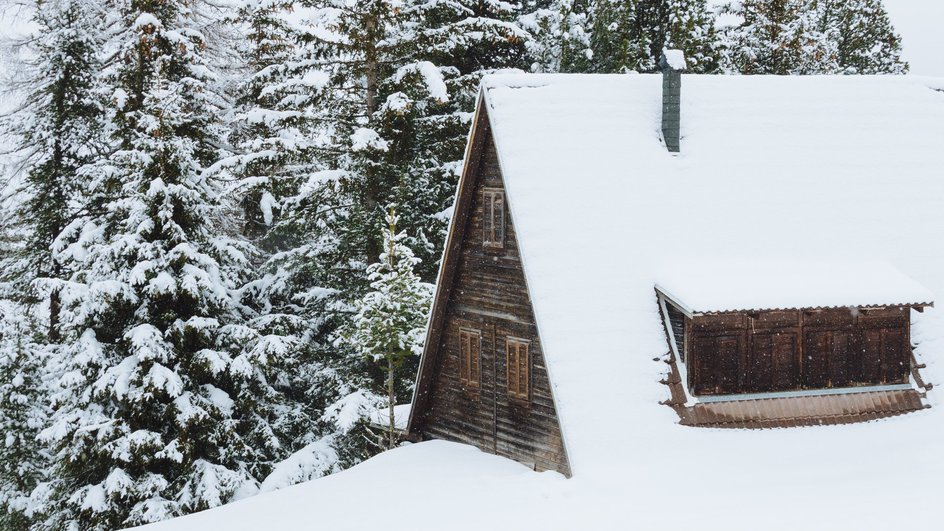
left=335, top=211, right=432, bottom=449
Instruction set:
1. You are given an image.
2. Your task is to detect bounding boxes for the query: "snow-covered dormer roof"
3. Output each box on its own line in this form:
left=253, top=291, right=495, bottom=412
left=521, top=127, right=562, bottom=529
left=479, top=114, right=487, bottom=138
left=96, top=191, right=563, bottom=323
left=655, top=261, right=934, bottom=315
left=477, top=73, right=944, bottom=477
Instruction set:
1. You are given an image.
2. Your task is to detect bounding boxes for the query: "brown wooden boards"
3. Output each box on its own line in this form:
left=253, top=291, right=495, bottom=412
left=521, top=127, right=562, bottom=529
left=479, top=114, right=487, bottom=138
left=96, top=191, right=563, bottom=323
left=679, top=306, right=916, bottom=397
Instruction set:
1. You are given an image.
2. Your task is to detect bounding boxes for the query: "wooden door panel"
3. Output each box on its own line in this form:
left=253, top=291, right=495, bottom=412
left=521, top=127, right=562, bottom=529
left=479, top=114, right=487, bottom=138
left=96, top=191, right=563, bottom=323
left=693, top=334, right=742, bottom=395
left=880, top=328, right=907, bottom=384
left=803, top=331, right=830, bottom=389
left=828, top=330, right=852, bottom=388
left=771, top=332, right=799, bottom=391
left=861, top=328, right=883, bottom=384
left=747, top=333, right=773, bottom=392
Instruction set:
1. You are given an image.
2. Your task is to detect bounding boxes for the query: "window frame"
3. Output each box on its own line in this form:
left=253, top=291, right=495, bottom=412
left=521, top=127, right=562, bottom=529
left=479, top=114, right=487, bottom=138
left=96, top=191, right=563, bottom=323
left=506, top=337, right=531, bottom=401
left=458, top=327, right=482, bottom=390
left=482, top=188, right=505, bottom=249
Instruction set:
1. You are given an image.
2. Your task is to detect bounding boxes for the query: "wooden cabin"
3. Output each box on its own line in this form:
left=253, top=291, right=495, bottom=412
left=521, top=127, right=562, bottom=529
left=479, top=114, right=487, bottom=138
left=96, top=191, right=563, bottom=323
left=407, top=59, right=939, bottom=476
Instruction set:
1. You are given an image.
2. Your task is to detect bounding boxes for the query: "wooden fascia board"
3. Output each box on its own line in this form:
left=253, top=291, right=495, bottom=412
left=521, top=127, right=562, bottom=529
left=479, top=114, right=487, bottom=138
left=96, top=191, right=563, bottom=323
left=653, top=285, right=695, bottom=318
left=407, top=93, right=492, bottom=435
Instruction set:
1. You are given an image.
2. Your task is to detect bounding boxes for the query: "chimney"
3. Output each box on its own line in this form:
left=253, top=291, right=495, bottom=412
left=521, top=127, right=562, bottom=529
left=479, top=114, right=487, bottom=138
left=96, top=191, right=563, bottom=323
left=660, top=49, right=686, bottom=153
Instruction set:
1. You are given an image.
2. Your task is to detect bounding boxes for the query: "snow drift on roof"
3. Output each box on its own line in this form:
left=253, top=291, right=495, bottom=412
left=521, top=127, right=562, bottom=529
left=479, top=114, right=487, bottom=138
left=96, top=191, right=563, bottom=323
left=655, top=261, right=934, bottom=314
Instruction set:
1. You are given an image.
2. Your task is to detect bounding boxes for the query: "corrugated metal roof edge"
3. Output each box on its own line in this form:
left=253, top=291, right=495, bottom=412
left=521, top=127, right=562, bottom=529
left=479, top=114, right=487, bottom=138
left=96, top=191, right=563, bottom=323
left=654, top=286, right=933, bottom=316
left=690, top=301, right=934, bottom=316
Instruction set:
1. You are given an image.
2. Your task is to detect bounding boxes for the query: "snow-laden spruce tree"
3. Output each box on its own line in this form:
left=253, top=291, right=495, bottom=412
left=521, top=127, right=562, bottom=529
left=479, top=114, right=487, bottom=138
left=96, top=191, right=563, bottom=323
left=0, top=0, right=106, bottom=340
left=335, top=211, right=432, bottom=449
left=814, top=0, right=907, bottom=74
left=0, top=300, right=49, bottom=531
left=521, top=0, right=593, bottom=73
left=36, top=1, right=299, bottom=528
left=588, top=0, right=656, bottom=72
left=587, top=0, right=721, bottom=73
left=721, top=0, right=838, bottom=74
left=229, top=0, right=328, bottom=250
left=663, top=0, right=721, bottom=72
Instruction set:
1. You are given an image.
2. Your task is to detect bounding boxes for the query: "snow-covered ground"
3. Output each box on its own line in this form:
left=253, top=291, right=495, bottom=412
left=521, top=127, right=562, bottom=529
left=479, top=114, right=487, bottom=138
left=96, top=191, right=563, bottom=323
left=136, top=73, right=944, bottom=531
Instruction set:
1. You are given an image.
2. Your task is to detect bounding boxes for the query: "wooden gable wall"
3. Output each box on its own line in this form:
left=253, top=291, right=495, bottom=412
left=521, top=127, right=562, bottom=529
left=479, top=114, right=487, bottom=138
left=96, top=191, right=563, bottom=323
left=408, top=103, right=571, bottom=476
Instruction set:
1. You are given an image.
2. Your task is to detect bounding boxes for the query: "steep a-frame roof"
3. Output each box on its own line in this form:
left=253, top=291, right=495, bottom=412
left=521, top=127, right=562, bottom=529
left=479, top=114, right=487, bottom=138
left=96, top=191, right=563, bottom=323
left=410, top=73, right=944, bottom=478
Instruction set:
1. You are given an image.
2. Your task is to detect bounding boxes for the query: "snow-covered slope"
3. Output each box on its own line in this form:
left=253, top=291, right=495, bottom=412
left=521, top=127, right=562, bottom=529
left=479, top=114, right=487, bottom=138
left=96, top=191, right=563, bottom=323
left=136, top=74, right=944, bottom=531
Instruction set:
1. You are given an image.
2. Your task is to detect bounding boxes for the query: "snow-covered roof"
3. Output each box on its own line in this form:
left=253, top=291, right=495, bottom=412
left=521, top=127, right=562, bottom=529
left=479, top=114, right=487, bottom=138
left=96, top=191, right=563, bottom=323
left=655, top=261, right=934, bottom=315
left=479, top=73, right=944, bottom=478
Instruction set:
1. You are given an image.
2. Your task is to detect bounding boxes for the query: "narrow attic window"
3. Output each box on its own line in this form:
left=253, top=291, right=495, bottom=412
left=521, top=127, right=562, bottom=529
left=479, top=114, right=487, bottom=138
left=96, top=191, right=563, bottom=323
left=458, top=328, right=481, bottom=389
left=506, top=338, right=530, bottom=400
left=482, top=188, right=505, bottom=248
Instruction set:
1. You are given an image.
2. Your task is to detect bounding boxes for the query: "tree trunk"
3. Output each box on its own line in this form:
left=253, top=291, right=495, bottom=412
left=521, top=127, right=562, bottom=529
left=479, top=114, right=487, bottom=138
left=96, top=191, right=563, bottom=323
left=365, top=14, right=379, bottom=118
left=387, top=355, right=396, bottom=449
left=49, top=287, right=61, bottom=342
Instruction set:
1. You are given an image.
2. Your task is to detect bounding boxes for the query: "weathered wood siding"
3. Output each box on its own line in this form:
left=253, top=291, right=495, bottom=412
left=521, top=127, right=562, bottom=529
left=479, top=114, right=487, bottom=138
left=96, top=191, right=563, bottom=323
left=413, top=129, right=570, bottom=476
left=685, top=307, right=912, bottom=396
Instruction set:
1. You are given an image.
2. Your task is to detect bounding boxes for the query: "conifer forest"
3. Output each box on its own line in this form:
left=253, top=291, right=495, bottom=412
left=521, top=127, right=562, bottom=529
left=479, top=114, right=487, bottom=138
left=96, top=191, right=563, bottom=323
left=0, top=1, right=908, bottom=529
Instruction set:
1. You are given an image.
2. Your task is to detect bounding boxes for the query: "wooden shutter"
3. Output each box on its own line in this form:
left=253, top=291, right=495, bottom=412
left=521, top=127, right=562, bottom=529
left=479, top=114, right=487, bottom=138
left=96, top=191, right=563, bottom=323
left=861, top=328, right=883, bottom=384
left=470, top=333, right=481, bottom=386
left=506, top=338, right=529, bottom=400
left=802, top=331, right=830, bottom=389
left=747, top=333, right=774, bottom=392
left=459, top=328, right=481, bottom=389
left=827, top=330, right=852, bottom=387
left=770, top=332, right=798, bottom=391
left=482, top=189, right=504, bottom=248
left=493, top=191, right=504, bottom=247
left=861, top=326, right=908, bottom=385
left=693, top=334, right=741, bottom=395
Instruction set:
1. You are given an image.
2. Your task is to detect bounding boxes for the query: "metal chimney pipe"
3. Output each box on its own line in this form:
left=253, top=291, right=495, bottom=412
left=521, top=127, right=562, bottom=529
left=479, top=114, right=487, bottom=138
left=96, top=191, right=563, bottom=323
left=660, top=49, right=686, bottom=153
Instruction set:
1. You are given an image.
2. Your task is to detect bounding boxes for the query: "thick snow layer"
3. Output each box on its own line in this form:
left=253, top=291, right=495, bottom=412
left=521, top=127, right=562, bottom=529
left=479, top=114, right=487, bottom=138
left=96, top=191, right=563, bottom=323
left=663, top=49, right=687, bottom=70
left=656, top=260, right=933, bottom=313
left=135, top=74, right=944, bottom=531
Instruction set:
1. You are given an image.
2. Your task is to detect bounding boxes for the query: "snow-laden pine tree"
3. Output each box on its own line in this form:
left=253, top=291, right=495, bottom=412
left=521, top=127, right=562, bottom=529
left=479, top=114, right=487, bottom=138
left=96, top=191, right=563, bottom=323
left=0, top=300, right=49, bottom=531
left=663, top=0, right=721, bottom=72
left=521, top=0, right=593, bottom=73
left=335, top=211, right=433, bottom=449
left=229, top=0, right=329, bottom=250
left=588, top=0, right=656, bottom=72
left=721, top=0, right=839, bottom=74
left=588, top=0, right=720, bottom=73
left=0, top=0, right=106, bottom=341
left=814, top=0, right=907, bottom=74
left=36, top=1, right=301, bottom=527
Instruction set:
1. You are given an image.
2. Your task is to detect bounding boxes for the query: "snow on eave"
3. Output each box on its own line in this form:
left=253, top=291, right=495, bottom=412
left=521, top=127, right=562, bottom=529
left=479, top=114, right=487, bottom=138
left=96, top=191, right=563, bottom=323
left=656, top=284, right=933, bottom=317
left=654, top=261, right=936, bottom=316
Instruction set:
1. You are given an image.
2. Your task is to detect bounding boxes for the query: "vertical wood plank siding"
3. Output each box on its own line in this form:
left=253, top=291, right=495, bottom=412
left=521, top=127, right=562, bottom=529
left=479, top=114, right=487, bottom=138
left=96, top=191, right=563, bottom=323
left=411, top=125, right=570, bottom=476
left=685, top=307, right=912, bottom=396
